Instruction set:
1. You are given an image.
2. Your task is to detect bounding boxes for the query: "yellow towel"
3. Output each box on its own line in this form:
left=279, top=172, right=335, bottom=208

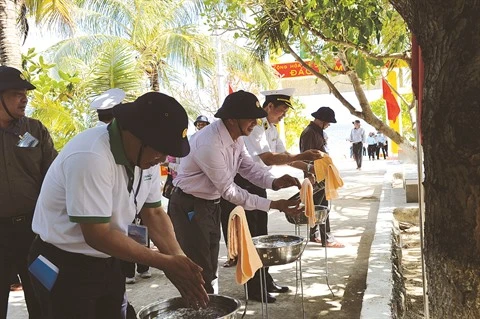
left=227, top=206, right=263, bottom=285
left=313, top=156, right=344, bottom=200
left=300, top=178, right=316, bottom=226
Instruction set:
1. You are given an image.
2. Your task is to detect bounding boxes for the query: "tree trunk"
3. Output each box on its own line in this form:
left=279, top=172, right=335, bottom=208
left=0, top=0, right=22, bottom=67
left=392, top=0, right=480, bottom=317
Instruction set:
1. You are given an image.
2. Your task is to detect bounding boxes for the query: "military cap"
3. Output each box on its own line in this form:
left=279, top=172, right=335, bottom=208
left=260, top=88, right=295, bottom=108
left=90, top=88, right=125, bottom=112
left=0, top=66, right=36, bottom=91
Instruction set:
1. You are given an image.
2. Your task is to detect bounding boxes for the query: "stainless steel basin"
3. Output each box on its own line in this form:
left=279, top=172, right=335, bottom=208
left=136, top=294, right=241, bottom=319
left=252, top=234, right=307, bottom=267
left=285, top=204, right=329, bottom=225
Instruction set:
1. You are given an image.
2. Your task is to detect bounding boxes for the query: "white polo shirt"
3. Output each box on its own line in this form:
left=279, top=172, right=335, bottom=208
left=32, top=121, right=162, bottom=258
left=244, top=117, right=286, bottom=166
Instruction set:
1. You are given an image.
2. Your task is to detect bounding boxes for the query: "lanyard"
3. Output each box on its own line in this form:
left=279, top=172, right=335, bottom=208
left=131, top=144, right=145, bottom=225
left=132, top=169, right=143, bottom=225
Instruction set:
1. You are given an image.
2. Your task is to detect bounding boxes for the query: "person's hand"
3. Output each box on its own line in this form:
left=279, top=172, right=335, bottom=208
left=306, top=172, right=316, bottom=185
left=299, top=149, right=324, bottom=162
left=272, top=174, right=301, bottom=190
left=270, top=199, right=303, bottom=216
left=163, top=255, right=209, bottom=309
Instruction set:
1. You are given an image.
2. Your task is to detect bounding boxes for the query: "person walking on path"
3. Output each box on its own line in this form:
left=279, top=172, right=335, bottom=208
left=0, top=66, right=57, bottom=318
left=220, top=88, right=324, bottom=303
left=349, top=120, right=365, bottom=170
left=366, top=132, right=378, bottom=161
left=29, top=92, right=208, bottom=318
left=168, top=90, right=302, bottom=295
left=376, top=132, right=388, bottom=159
left=299, top=106, right=345, bottom=248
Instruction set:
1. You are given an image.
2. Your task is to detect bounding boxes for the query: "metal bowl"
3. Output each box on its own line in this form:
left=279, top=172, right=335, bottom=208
left=285, top=205, right=329, bottom=225
left=136, top=294, right=241, bottom=319
left=252, top=235, right=307, bottom=267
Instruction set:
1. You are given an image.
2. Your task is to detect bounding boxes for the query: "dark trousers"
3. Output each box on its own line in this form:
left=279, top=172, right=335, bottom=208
left=28, top=236, right=125, bottom=319
left=121, top=262, right=149, bottom=278
left=309, top=188, right=332, bottom=245
left=219, top=174, right=273, bottom=294
left=367, top=144, right=377, bottom=159
left=352, top=142, right=363, bottom=168
left=0, top=216, right=41, bottom=319
left=168, top=188, right=221, bottom=293
left=376, top=143, right=387, bottom=159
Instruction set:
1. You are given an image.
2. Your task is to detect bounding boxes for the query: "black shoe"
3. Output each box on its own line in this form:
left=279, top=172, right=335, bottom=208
left=267, top=281, right=289, bottom=293
left=248, top=291, right=276, bottom=303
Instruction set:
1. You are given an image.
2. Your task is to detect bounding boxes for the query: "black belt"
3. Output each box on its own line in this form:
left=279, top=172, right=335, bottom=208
left=0, top=214, right=31, bottom=225
left=174, top=187, right=221, bottom=205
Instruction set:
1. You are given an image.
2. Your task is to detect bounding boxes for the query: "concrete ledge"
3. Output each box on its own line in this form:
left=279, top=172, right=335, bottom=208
left=360, top=170, right=397, bottom=318
left=405, top=179, right=419, bottom=203
left=361, top=163, right=420, bottom=319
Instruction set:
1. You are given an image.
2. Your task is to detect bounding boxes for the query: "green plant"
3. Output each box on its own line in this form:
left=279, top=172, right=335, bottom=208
left=284, top=98, right=309, bottom=150
left=22, top=48, right=94, bottom=150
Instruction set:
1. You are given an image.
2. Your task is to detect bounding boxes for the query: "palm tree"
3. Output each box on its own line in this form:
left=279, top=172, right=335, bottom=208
left=0, top=0, right=74, bottom=67
left=45, top=0, right=214, bottom=93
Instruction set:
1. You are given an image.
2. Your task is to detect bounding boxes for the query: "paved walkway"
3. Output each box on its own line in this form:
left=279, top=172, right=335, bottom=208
left=8, top=156, right=413, bottom=319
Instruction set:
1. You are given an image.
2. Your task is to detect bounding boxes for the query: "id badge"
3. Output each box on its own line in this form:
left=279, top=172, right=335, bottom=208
left=127, top=224, right=149, bottom=246
left=17, top=132, right=39, bottom=147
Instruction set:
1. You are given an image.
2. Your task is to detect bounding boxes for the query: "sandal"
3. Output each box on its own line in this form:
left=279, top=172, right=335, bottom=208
left=324, top=241, right=345, bottom=248
left=223, top=258, right=237, bottom=267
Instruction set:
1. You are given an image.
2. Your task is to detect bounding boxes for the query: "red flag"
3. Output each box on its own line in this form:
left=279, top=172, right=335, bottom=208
left=411, top=35, right=424, bottom=143
left=382, top=78, right=400, bottom=122
left=228, top=83, right=234, bottom=94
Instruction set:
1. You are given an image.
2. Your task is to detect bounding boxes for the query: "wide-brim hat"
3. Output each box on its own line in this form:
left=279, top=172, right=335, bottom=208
left=113, top=92, right=190, bottom=157
left=194, top=115, right=210, bottom=126
left=311, top=106, right=337, bottom=123
left=0, top=66, right=36, bottom=91
left=214, top=90, right=267, bottom=119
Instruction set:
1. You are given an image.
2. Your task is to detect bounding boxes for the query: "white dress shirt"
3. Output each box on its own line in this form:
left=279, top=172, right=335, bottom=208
left=174, top=119, right=275, bottom=212
left=244, top=118, right=285, bottom=166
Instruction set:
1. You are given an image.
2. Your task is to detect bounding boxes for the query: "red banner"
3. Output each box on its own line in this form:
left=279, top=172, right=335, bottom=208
left=272, top=61, right=319, bottom=78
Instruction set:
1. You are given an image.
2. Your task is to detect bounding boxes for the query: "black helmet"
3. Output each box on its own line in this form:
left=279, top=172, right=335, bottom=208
left=194, top=115, right=210, bottom=126
left=311, top=107, right=336, bottom=123
left=0, top=66, right=36, bottom=91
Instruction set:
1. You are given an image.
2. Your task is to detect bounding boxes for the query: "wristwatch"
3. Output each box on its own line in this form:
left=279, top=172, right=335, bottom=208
left=307, top=163, right=313, bottom=173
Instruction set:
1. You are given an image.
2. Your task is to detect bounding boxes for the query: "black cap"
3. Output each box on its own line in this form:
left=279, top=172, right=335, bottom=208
left=214, top=90, right=267, bottom=119
left=0, top=66, right=36, bottom=91
left=311, top=107, right=337, bottom=123
left=194, top=115, right=210, bottom=126
left=352, top=119, right=360, bottom=124
left=113, top=92, right=190, bottom=157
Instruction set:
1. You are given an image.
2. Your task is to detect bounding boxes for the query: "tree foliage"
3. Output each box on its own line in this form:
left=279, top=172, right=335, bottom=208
left=284, top=98, right=309, bottom=150
left=204, top=0, right=415, bottom=153
left=46, top=0, right=215, bottom=92
left=23, top=49, right=95, bottom=150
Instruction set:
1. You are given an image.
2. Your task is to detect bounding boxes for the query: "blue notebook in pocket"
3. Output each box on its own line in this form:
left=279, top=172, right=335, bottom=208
left=28, top=255, right=59, bottom=291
